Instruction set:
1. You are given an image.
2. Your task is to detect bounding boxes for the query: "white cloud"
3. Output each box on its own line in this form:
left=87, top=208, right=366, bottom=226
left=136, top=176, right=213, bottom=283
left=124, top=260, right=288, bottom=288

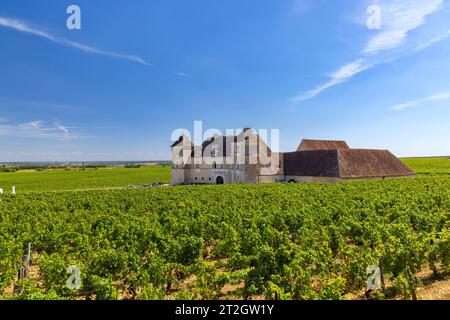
left=412, top=29, right=450, bottom=52
left=364, top=0, right=443, bottom=54
left=0, top=120, right=75, bottom=139
left=0, top=16, right=150, bottom=66
left=175, top=72, right=192, bottom=77
left=18, top=120, right=44, bottom=131
left=292, top=0, right=447, bottom=102
left=391, top=91, right=450, bottom=111
left=54, top=122, right=70, bottom=139
left=292, top=59, right=374, bottom=101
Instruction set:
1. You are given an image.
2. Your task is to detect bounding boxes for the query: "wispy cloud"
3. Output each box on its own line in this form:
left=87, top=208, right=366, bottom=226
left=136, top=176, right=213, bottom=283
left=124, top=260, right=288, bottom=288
left=412, top=29, right=450, bottom=52
left=291, top=0, right=446, bottom=102
left=0, top=120, right=75, bottom=139
left=175, top=72, right=192, bottom=77
left=0, top=16, right=150, bottom=66
left=54, top=122, right=70, bottom=139
left=364, top=0, right=444, bottom=54
left=292, top=59, right=374, bottom=101
left=391, top=91, right=450, bottom=111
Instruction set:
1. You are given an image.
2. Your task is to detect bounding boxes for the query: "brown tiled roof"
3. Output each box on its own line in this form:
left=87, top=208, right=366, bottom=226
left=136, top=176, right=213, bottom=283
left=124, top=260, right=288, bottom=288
left=283, top=149, right=415, bottom=178
left=298, top=139, right=350, bottom=151
left=284, top=150, right=340, bottom=177
left=337, top=149, right=415, bottom=178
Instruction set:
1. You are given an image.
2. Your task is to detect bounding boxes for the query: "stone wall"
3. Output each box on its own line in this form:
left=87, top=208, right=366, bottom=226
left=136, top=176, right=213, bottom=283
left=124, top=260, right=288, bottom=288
left=171, top=168, right=185, bottom=185
left=171, top=166, right=261, bottom=185
left=284, top=176, right=343, bottom=183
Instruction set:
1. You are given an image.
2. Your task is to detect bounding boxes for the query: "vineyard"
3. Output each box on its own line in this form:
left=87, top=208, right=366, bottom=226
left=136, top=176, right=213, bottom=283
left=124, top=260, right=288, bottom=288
left=402, top=157, right=450, bottom=174
left=0, top=166, right=171, bottom=193
left=0, top=158, right=449, bottom=300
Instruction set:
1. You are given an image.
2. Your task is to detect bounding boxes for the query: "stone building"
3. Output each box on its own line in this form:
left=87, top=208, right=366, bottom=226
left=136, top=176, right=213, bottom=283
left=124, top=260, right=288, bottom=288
left=170, top=129, right=415, bottom=185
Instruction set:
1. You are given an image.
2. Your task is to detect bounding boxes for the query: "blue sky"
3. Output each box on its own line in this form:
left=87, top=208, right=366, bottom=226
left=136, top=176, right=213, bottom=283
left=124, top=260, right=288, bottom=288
left=0, top=0, right=449, bottom=161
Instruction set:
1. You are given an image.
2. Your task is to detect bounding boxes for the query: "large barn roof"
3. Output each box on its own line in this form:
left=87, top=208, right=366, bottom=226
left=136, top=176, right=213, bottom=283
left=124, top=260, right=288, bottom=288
left=337, top=149, right=415, bottom=178
left=298, top=139, right=350, bottom=151
left=284, top=149, right=415, bottom=179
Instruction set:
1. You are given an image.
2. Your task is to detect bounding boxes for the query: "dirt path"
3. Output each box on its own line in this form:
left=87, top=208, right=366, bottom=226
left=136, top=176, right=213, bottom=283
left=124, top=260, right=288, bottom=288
left=415, top=277, right=450, bottom=300
left=349, top=268, right=450, bottom=300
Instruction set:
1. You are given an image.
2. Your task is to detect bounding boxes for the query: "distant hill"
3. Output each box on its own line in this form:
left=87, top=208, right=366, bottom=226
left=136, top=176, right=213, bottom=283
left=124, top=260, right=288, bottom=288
left=0, top=160, right=171, bottom=169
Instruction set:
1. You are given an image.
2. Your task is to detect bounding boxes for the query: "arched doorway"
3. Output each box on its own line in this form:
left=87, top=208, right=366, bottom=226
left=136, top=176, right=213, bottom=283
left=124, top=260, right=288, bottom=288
left=216, top=176, right=224, bottom=184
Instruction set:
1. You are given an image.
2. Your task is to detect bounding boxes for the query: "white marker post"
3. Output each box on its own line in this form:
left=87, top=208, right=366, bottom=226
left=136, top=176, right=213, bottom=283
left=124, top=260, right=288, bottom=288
left=0, top=188, right=3, bottom=195
left=11, top=186, right=16, bottom=195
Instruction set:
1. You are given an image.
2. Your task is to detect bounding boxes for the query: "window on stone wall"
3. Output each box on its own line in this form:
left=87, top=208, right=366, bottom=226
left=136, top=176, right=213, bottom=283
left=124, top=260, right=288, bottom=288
left=213, top=162, right=217, bottom=169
